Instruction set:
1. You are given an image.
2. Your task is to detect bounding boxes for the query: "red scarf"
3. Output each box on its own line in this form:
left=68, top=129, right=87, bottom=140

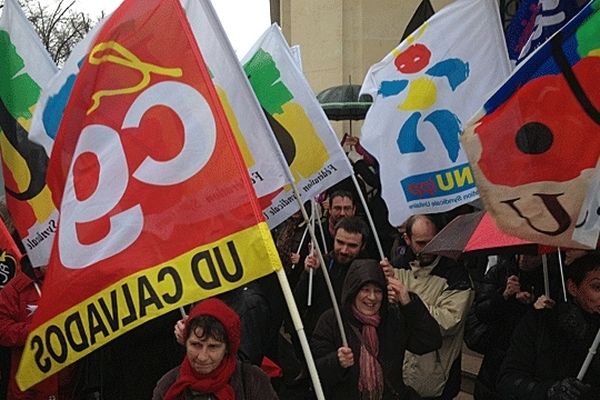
left=164, top=298, right=241, bottom=400
left=352, top=305, right=384, bottom=400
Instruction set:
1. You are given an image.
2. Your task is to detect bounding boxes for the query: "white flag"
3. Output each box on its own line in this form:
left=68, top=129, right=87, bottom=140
left=0, top=0, right=58, bottom=267
left=360, top=0, right=511, bottom=226
left=183, top=0, right=287, bottom=204
left=242, top=24, right=354, bottom=228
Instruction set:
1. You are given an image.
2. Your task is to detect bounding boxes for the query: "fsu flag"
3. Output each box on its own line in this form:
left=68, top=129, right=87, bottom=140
left=0, top=0, right=58, bottom=267
left=462, top=0, right=600, bottom=248
left=242, top=24, right=354, bottom=228
left=17, top=0, right=282, bottom=390
left=360, top=0, right=511, bottom=226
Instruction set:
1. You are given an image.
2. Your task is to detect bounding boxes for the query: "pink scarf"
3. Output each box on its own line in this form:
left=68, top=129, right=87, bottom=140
left=352, top=305, right=384, bottom=400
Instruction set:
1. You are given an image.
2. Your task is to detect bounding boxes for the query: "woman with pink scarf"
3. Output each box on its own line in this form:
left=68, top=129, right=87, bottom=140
left=311, top=259, right=441, bottom=399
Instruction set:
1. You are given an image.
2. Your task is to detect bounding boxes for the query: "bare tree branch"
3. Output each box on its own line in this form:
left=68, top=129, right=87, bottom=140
left=17, top=0, right=97, bottom=65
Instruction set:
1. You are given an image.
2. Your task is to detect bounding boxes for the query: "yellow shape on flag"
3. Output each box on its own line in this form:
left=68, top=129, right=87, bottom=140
left=0, top=133, right=54, bottom=222
left=398, top=77, right=437, bottom=111
left=16, top=222, right=281, bottom=390
left=87, top=41, right=183, bottom=115
left=215, top=86, right=255, bottom=168
left=273, top=102, right=328, bottom=183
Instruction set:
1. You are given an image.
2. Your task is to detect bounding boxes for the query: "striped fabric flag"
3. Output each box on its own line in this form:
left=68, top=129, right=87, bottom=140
left=505, top=0, right=580, bottom=64
left=17, top=0, right=282, bottom=389
left=0, top=0, right=58, bottom=267
left=242, top=24, right=354, bottom=228
left=462, top=0, right=600, bottom=248
left=360, top=0, right=511, bottom=226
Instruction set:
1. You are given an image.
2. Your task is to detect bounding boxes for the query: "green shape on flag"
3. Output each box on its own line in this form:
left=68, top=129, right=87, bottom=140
left=0, top=30, right=41, bottom=121
left=243, top=48, right=293, bottom=115
left=576, top=6, right=600, bottom=58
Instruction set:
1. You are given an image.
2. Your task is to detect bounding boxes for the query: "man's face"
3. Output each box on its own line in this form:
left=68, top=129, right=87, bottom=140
left=517, top=254, right=541, bottom=272
left=329, top=196, right=356, bottom=226
left=568, top=268, right=600, bottom=314
left=404, top=217, right=438, bottom=266
left=333, top=228, right=363, bottom=265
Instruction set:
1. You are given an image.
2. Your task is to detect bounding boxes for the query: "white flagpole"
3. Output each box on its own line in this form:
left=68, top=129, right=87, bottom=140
left=307, top=201, right=316, bottom=307
left=193, top=2, right=329, bottom=397
left=292, top=223, right=309, bottom=269
left=350, top=173, right=385, bottom=260
left=557, top=249, right=567, bottom=302
left=542, top=253, right=550, bottom=297
left=577, top=327, right=600, bottom=380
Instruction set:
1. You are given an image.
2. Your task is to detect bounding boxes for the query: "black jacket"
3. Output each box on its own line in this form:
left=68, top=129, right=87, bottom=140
left=498, top=302, right=600, bottom=400
left=311, top=259, right=442, bottom=399
left=470, top=257, right=563, bottom=399
left=294, top=253, right=358, bottom=337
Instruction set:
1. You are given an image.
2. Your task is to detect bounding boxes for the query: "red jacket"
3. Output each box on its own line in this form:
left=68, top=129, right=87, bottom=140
left=0, top=271, right=74, bottom=400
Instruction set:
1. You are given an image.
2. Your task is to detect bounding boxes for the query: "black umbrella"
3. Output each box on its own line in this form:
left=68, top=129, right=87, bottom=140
left=316, top=84, right=372, bottom=121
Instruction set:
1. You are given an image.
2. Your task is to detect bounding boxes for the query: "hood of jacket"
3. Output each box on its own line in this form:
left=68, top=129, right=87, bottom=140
left=341, top=259, right=388, bottom=309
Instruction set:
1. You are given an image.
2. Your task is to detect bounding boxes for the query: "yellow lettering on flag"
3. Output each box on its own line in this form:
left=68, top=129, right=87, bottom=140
left=17, top=222, right=280, bottom=390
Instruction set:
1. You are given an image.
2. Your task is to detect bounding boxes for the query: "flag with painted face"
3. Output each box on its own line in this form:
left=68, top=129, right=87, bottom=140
left=462, top=0, right=600, bottom=248
left=360, top=0, right=511, bottom=227
left=182, top=0, right=287, bottom=211
left=16, top=0, right=282, bottom=390
left=505, top=0, right=580, bottom=64
left=242, top=24, right=354, bottom=229
left=0, top=0, right=58, bottom=267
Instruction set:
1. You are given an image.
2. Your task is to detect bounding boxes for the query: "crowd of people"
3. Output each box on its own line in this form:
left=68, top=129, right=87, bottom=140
left=1, top=143, right=600, bottom=400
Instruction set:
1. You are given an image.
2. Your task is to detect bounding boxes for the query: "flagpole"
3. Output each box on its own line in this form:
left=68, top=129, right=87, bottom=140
left=577, top=326, right=600, bottom=381
left=350, top=174, right=385, bottom=260
left=194, top=2, right=328, bottom=397
left=275, top=268, right=325, bottom=399
left=307, top=200, right=316, bottom=307
left=292, top=189, right=349, bottom=347
left=542, top=253, right=550, bottom=298
left=293, top=223, right=310, bottom=269
left=557, top=249, right=568, bottom=302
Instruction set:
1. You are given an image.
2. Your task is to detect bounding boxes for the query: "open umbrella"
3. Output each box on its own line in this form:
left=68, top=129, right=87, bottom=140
left=421, top=210, right=542, bottom=260
left=316, top=84, right=373, bottom=121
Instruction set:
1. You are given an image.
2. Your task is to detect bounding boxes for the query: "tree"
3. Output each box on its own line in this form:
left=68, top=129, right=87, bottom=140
left=13, top=0, right=96, bottom=65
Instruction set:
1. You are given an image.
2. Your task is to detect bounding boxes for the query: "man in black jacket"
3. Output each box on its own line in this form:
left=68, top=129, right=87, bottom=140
left=498, top=250, right=600, bottom=400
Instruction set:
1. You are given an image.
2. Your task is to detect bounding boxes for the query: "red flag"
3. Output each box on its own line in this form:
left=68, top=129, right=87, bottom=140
left=17, top=0, right=281, bottom=389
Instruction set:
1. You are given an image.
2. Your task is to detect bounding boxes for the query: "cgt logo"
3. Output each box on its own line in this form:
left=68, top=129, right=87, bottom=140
left=402, top=163, right=475, bottom=201
left=58, top=43, right=217, bottom=270
left=0, top=251, right=17, bottom=288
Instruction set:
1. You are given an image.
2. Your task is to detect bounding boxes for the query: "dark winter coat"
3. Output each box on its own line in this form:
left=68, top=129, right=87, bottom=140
left=294, top=253, right=361, bottom=337
left=470, top=257, right=563, bottom=399
left=497, top=302, right=600, bottom=400
left=311, top=259, right=442, bottom=400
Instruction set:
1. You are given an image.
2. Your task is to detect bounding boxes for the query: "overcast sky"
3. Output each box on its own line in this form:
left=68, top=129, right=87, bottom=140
left=39, top=0, right=271, bottom=57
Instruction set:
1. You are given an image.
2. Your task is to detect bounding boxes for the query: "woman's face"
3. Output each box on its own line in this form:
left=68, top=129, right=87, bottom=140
left=568, top=269, right=600, bottom=314
left=186, top=329, right=227, bottom=375
left=354, top=283, right=383, bottom=316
